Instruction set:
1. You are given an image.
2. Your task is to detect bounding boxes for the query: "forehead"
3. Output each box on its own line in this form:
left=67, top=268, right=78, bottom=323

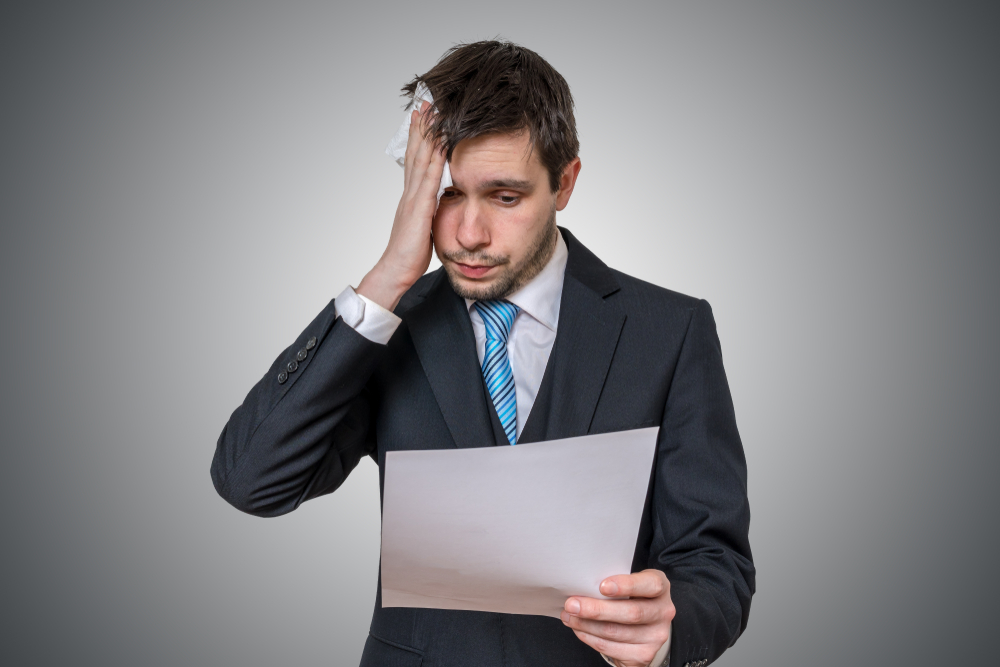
left=449, top=131, right=546, bottom=187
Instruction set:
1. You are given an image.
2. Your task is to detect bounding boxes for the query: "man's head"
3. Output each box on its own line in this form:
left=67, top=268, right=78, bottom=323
left=404, top=41, right=581, bottom=301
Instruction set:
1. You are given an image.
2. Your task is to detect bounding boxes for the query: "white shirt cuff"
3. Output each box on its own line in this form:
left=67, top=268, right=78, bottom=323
left=601, top=623, right=671, bottom=667
left=334, top=285, right=402, bottom=345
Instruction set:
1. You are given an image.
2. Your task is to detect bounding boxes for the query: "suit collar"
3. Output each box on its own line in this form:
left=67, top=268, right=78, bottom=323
left=518, top=227, right=626, bottom=442
left=405, top=271, right=501, bottom=449
left=559, top=226, right=621, bottom=299
left=518, top=276, right=626, bottom=442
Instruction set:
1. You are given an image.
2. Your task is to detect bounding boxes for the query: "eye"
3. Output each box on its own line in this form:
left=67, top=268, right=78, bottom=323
left=496, top=194, right=520, bottom=205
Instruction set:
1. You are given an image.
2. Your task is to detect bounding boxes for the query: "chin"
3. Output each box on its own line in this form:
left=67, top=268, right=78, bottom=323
left=444, top=265, right=514, bottom=302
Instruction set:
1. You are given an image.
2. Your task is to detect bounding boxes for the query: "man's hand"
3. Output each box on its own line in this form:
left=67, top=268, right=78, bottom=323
left=357, top=100, right=446, bottom=311
left=561, top=569, right=675, bottom=667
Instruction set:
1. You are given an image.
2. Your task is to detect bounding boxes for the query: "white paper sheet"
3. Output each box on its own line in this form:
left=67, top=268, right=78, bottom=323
left=380, top=427, right=659, bottom=618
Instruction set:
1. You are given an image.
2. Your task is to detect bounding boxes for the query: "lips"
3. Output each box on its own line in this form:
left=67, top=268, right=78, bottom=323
left=455, top=262, right=496, bottom=279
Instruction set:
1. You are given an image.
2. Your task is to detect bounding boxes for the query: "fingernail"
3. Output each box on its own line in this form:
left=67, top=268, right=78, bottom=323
left=602, top=580, right=619, bottom=596
left=560, top=611, right=570, bottom=624
left=566, top=599, right=581, bottom=614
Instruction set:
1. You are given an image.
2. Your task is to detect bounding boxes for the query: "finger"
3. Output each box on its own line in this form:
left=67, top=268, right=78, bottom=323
left=601, top=569, right=669, bottom=599
left=403, top=109, right=422, bottom=181
left=416, top=144, right=445, bottom=197
left=406, top=146, right=445, bottom=221
left=564, top=596, right=661, bottom=625
left=403, top=102, right=434, bottom=184
left=398, top=144, right=443, bottom=223
left=560, top=612, right=666, bottom=645
left=569, top=629, right=661, bottom=667
left=404, top=129, right=435, bottom=197
left=405, top=139, right=437, bottom=204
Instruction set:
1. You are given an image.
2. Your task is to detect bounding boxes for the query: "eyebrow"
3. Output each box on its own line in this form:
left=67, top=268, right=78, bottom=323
left=477, top=179, right=534, bottom=191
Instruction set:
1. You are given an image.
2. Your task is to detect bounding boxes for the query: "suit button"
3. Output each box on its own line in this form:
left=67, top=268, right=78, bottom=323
left=306, top=336, right=317, bottom=350
left=277, top=371, right=288, bottom=384
left=286, top=360, right=298, bottom=373
left=296, top=348, right=308, bottom=362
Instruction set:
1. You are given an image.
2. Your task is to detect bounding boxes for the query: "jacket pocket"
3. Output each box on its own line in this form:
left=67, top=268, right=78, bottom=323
left=359, top=632, right=423, bottom=667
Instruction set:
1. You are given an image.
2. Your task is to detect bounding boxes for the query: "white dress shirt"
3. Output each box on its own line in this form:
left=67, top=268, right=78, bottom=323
left=333, top=231, right=670, bottom=667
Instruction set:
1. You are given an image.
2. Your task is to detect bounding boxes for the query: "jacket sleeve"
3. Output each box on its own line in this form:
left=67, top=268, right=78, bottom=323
left=654, top=299, right=755, bottom=666
left=210, top=299, right=385, bottom=517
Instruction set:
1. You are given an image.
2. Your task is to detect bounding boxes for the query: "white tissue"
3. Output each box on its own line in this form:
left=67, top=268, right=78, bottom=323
left=385, top=83, right=453, bottom=207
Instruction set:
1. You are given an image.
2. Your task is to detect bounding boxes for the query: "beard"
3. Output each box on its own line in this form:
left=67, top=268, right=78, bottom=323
left=439, top=207, right=558, bottom=302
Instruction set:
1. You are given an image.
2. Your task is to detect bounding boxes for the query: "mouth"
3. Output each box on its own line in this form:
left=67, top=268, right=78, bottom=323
left=454, top=262, right=498, bottom=279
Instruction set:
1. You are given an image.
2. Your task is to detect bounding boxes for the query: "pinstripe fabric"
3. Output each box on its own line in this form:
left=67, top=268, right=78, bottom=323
left=473, top=300, right=520, bottom=445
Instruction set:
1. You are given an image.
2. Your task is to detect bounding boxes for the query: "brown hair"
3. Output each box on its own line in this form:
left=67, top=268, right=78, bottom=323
left=403, top=40, right=579, bottom=192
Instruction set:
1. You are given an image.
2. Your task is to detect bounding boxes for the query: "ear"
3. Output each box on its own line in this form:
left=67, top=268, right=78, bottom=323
left=554, top=157, right=582, bottom=211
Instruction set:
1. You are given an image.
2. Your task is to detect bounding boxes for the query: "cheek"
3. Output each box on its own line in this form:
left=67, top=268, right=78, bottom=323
left=491, top=201, right=547, bottom=243
left=431, top=207, right=460, bottom=245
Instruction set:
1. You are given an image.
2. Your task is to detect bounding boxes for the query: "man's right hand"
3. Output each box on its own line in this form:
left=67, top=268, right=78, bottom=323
left=357, top=100, right=446, bottom=312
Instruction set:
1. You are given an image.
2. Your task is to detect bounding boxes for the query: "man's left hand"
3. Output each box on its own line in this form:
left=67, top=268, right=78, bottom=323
left=561, top=569, right=675, bottom=667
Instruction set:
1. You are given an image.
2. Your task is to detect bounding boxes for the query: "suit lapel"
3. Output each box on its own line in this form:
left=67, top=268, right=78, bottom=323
left=519, top=228, right=626, bottom=443
left=406, top=270, right=499, bottom=449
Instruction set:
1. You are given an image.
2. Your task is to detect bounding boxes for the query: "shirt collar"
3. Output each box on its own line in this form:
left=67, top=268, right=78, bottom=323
left=465, top=230, right=568, bottom=333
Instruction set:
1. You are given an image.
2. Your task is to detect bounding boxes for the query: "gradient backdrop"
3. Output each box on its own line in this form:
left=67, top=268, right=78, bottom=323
left=2, top=1, right=997, bottom=665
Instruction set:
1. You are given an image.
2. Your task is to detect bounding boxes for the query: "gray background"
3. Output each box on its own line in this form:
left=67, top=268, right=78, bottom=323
left=2, top=1, right=997, bottom=665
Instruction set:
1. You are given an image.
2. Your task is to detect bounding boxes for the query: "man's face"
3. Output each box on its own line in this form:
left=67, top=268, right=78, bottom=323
left=433, top=131, right=579, bottom=301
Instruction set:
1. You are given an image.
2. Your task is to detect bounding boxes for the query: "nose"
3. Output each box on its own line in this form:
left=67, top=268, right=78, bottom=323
left=455, top=200, right=490, bottom=251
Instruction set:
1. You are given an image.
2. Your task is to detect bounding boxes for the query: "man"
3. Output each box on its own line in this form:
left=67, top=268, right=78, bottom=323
left=212, top=41, right=754, bottom=667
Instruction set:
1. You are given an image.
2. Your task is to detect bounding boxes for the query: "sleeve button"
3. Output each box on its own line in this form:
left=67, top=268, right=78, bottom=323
left=286, top=360, right=298, bottom=373
left=277, top=371, right=288, bottom=384
left=306, top=336, right=317, bottom=350
left=296, top=348, right=308, bottom=362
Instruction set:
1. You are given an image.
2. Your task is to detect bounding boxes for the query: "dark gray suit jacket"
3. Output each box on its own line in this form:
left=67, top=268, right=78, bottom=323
left=211, top=228, right=754, bottom=667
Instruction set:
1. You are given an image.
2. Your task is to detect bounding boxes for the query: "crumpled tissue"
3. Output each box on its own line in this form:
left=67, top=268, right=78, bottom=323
left=385, top=83, right=453, bottom=207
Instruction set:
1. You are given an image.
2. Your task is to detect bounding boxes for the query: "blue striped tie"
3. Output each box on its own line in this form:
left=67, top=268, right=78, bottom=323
left=474, top=300, right=520, bottom=445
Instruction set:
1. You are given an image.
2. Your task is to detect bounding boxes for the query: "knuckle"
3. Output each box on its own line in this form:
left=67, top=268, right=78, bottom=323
left=603, top=622, right=623, bottom=641
left=625, top=605, right=644, bottom=624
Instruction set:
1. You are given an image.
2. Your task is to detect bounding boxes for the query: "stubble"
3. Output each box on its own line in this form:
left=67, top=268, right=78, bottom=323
left=440, top=207, right=558, bottom=302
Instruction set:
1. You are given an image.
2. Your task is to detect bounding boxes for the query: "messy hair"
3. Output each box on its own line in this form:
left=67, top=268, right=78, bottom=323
left=403, top=40, right=579, bottom=192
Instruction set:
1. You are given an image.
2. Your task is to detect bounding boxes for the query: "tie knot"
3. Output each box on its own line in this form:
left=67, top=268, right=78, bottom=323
left=474, top=300, right=519, bottom=343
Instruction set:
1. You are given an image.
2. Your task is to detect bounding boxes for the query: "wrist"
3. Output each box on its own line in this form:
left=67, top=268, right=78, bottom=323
left=356, top=262, right=413, bottom=312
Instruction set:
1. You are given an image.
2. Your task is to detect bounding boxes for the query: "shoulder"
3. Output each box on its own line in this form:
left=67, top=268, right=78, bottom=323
left=561, top=225, right=712, bottom=330
left=605, top=269, right=712, bottom=334
left=602, top=269, right=725, bottom=369
left=609, top=269, right=703, bottom=312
